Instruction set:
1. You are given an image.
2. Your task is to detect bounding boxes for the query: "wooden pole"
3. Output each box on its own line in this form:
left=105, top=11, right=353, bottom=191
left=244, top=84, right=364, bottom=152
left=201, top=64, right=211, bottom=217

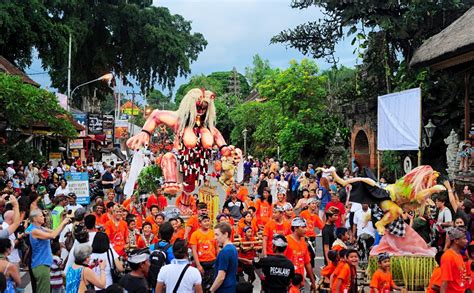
left=377, top=151, right=381, bottom=182
left=418, top=87, right=423, bottom=166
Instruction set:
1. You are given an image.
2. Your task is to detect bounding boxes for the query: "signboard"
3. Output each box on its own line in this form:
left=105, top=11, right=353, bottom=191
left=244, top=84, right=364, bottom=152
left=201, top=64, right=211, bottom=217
left=103, top=115, right=114, bottom=142
left=114, top=120, right=129, bottom=139
left=69, top=139, right=83, bottom=149
left=73, top=113, right=87, bottom=137
left=64, top=172, right=90, bottom=205
left=49, top=152, right=62, bottom=160
left=88, top=114, right=103, bottom=134
left=377, top=88, right=421, bottom=150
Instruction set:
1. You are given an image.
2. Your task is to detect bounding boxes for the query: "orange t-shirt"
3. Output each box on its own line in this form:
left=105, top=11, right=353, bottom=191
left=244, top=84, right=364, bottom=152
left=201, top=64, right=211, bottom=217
left=144, top=215, right=160, bottom=236
left=320, top=261, right=336, bottom=278
left=331, top=262, right=351, bottom=292
left=186, top=215, right=200, bottom=240
left=426, top=267, right=442, bottom=293
left=123, top=201, right=144, bottom=229
left=284, top=235, right=310, bottom=276
left=171, top=228, right=185, bottom=244
left=299, top=209, right=324, bottom=238
left=136, top=234, right=158, bottom=249
left=370, top=269, right=395, bottom=293
left=104, top=219, right=129, bottom=256
left=263, top=220, right=291, bottom=255
left=288, top=285, right=300, bottom=293
left=100, top=213, right=112, bottom=225
left=441, top=248, right=468, bottom=293
left=237, top=218, right=258, bottom=238
left=93, top=212, right=105, bottom=227
left=189, top=229, right=217, bottom=262
left=256, top=199, right=272, bottom=226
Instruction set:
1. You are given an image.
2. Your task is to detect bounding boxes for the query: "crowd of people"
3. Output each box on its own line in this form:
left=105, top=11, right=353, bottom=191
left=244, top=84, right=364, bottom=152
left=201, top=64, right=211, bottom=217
left=0, top=157, right=473, bottom=292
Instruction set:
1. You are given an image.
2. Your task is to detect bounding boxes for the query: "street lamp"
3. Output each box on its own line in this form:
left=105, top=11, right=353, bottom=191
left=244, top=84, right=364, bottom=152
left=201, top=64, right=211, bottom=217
left=422, top=119, right=436, bottom=148
left=242, top=128, right=248, bottom=157
left=68, top=73, right=114, bottom=111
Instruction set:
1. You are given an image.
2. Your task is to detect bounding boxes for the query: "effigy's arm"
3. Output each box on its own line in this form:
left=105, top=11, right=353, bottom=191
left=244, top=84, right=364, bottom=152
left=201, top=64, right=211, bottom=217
left=210, top=127, right=227, bottom=148
left=127, top=110, right=178, bottom=150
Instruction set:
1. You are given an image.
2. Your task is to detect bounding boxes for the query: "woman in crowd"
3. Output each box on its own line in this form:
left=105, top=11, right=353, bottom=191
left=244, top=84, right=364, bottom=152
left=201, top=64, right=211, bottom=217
left=90, top=232, right=124, bottom=291
left=66, top=244, right=107, bottom=292
left=0, top=239, right=21, bottom=292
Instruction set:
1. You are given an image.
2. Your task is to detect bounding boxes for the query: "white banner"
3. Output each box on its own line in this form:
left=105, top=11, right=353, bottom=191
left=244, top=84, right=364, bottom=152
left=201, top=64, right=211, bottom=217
left=377, top=88, right=421, bottom=151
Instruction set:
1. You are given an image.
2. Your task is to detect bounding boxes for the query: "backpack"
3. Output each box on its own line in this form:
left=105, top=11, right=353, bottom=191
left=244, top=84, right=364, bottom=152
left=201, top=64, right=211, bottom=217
left=147, top=242, right=172, bottom=290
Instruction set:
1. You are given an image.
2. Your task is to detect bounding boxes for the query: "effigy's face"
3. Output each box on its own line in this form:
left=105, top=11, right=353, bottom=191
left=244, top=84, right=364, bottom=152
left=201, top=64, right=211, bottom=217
left=196, top=100, right=208, bottom=116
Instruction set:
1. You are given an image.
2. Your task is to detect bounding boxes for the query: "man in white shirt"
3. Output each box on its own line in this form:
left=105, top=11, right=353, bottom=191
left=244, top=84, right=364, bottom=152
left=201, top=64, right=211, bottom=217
left=157, top=238, right=202, bottom=293
left=65, top=193, right=83, bottom=212
left=6, top=160, right=15, bottom=180
left=436, top=195, right=453, bottom=232
left=352, top=203, right=376, bottom=247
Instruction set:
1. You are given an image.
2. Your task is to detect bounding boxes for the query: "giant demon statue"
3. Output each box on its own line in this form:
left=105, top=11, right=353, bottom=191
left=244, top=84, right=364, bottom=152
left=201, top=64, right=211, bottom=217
left=127, top=88, right=239, bottom=195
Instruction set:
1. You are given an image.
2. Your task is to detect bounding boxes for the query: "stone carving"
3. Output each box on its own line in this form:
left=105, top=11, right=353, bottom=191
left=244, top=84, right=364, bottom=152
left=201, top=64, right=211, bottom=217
left=444, top=129, right=459, bottom=179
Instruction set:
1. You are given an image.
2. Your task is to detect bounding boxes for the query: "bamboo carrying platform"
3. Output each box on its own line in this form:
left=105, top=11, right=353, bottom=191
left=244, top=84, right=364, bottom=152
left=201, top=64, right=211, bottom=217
left=366, top=255, right=436, bottom=291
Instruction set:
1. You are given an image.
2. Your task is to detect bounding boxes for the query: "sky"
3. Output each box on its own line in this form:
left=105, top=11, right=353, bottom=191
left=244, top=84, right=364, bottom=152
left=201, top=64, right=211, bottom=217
left=26, top=0, right=357, bottom=99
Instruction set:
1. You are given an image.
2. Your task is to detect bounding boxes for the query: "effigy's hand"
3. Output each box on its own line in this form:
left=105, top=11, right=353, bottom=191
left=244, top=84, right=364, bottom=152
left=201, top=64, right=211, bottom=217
left=432, top=185, right=447, bottom=193
left=127, top=132, right=150, bottom=150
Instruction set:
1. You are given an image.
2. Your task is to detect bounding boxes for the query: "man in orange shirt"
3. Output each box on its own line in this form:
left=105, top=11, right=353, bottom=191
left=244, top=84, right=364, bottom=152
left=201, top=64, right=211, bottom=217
left=440, top=227, right=469, bottom=293
left=92, top=204, right=106, bottom=227
left=299, top=198, right=324, bottom=241
left=189, top=214, right=218, bottom=291
left=104, top=205, right=129, bottom=257
left=284, top=217, right=316, bottom=291
left=123, top=194, right=146, bottom=229
left=101, top=202, right=115, bottom=224
left=262, top=205, right=291, bottom=256
left=184, top=202, right=208, bottom=240
left=144, top=205, right=162, bottom=235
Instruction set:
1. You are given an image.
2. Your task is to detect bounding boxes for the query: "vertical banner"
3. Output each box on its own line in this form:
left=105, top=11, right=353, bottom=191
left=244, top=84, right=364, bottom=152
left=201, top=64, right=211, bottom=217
left=88, top=113, right=103, bottom=134
left=73, top=114, right=87, bottom=137
left=64, top=172, right=90, bottom=205
left=377, top=88, right=421, bottom=150
left=103, top=114, right=114, bottom=143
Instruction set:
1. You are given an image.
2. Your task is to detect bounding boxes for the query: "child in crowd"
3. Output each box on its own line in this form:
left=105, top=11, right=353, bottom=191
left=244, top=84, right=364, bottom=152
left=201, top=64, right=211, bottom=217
left=370, top=253, right=405, bottom=293
left=332, top=249, right=359, bottom=293
left=288, top=273, right=304, bottom=293
left=126, top=215, right=139, bottom=249
left=332, top=227, right=349, bottom=251
left=50, top=242, right=65, bottom=293
left=237, top=226, right=257, bottom=283
left=320, top=250, right=339, bottom=290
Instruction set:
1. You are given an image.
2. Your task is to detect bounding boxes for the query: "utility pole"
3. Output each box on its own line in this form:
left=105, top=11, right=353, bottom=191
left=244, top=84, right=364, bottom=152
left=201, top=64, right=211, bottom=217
left=67, top=32, right=72, bottom=112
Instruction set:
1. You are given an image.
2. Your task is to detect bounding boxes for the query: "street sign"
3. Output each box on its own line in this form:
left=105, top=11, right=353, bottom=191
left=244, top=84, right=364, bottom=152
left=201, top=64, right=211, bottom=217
left=64, top=172, right=90, bottom=205
left=69, top=139, right=83, bottom=149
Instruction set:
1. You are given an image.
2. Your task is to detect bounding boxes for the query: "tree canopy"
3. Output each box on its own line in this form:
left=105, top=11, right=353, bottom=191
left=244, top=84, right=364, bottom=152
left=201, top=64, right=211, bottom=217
left=0, top=73, right=77, bottom=138
left=0, top=0, right=207, bottom=106
left=230, top=59, right=342, bottom=164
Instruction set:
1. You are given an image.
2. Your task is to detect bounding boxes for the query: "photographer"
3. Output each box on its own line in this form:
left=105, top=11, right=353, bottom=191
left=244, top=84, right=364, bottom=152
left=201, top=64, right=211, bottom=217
left=0, top=195, right=22, bottom=239
left=26, top=209, right=71, bottom=293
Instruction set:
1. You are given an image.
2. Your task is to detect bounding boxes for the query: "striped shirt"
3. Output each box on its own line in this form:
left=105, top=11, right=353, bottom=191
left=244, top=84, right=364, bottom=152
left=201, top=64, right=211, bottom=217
left=50, top=255, right=64, bottom=288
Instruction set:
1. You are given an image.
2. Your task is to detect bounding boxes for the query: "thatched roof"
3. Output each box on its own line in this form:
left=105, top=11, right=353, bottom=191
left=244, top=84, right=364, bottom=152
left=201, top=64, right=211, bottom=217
left=410, top=7, right=474, bottom=69
left=0, top=56, right=40, bottom=87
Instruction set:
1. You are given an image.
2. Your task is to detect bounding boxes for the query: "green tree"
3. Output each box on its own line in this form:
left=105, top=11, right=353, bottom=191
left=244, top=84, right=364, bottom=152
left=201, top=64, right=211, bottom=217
left=245, top=54, right=274, bottom=88
left=0, top=73, right=77, bottom=137
left=230, top=59, right=339, bottom=164
left=146, top=89, right=175, bottom=111
left=0, top=1, right=207, bottom=106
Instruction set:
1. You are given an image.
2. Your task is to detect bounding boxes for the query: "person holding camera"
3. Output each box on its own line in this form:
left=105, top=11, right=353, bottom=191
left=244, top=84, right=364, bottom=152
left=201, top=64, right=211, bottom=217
left=26, top=209, right=71, bottom=293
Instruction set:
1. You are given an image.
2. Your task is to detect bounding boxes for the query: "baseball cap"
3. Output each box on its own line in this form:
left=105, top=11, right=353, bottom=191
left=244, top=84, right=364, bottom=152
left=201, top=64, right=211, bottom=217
left=291, top=217, right=307, bottom=227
